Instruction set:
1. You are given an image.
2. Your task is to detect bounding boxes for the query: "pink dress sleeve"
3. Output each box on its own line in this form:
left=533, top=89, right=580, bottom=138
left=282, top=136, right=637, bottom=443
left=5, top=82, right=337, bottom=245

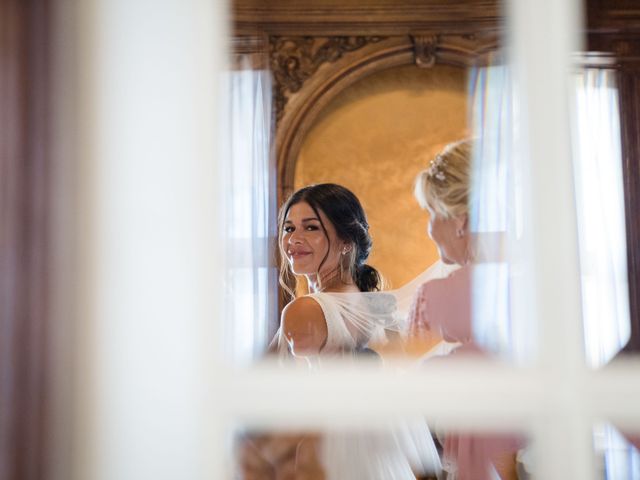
left=408, top=266, right=473, bottom=343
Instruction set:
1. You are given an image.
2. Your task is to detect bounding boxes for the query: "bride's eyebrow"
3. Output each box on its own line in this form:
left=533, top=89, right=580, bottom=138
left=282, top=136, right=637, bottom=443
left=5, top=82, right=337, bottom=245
left=283, top=217, right=320, bottom=224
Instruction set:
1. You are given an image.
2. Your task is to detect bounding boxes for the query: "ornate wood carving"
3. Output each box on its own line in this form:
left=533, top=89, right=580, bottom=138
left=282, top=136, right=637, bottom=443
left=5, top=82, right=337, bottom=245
left=411, top=34, right=439, bottom=68
left=411, top=32, right=498, bottom=69
left=274, top=36, right=414, bottom=201
left=270, top=36, right=385, bottom=121
left=271, top=32, right=498, bottom=198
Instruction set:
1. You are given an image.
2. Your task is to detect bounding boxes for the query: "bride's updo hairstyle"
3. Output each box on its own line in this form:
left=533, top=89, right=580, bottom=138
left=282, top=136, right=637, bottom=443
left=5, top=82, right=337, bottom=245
left=414, top=139, right=472, bottom=218
left=278, top=183, right=382, bottom=297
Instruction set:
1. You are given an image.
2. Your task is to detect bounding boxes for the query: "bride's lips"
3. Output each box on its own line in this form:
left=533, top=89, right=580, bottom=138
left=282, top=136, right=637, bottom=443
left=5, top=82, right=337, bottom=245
left=288, top=250, right=312, bottom=259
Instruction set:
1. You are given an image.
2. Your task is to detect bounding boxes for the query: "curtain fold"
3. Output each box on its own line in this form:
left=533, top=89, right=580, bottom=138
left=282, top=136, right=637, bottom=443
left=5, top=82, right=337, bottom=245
left=219, top=56, right=277, bottom=364
left=572, top=68, right=630, bottom=368
left=468, top=61, right=532, bottom=361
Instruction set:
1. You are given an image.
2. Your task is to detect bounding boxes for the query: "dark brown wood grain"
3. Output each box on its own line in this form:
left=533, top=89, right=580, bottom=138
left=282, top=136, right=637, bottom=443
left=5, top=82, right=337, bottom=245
left=617, top=69, right=640, bottom=353
left=0, top=1, right=52, bottom=479
left=233, top=0, right=502, bottom=37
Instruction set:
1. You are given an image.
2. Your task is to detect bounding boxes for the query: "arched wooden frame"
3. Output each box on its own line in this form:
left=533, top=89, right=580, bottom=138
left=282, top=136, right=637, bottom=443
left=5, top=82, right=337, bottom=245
left=274, top=33, right=498, bottom=201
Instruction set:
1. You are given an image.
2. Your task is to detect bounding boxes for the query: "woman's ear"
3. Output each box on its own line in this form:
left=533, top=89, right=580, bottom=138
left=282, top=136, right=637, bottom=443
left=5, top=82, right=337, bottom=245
left=455, top=214, right=469, bottom=238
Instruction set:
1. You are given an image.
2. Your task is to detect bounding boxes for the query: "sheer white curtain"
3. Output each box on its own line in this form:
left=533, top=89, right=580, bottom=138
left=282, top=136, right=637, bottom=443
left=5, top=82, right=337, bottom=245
left=468, top=62, right=532, bottom=361
left=572, top=69, right=637, bottom=474
left=593, top=423, right=640, bottom=480
left=472, top=63, right=638, bottom=472
left=219, top=56, right=277, bottom=364
left=572, top=68, right=630, bottom=369
left=470, top=65, right=630, bottom=368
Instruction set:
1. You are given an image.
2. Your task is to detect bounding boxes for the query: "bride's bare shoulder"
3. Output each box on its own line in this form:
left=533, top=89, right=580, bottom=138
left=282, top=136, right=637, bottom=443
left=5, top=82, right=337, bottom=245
left=281, top=296, right=328, bottom=354
left=282, top=296, right=326, bottom=330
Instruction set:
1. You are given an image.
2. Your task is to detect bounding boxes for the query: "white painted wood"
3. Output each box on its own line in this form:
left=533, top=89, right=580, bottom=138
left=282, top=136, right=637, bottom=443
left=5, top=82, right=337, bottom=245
left=74, top=0, right=225, bottom=479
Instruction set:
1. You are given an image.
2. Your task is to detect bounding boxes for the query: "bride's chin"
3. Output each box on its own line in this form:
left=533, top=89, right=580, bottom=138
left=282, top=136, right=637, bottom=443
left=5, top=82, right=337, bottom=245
left=289, top=265, right=315, bottom=276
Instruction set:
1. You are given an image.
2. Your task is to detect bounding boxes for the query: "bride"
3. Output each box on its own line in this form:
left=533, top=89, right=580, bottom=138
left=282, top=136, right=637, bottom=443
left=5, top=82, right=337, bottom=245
left=277, top=183, right=385, bottom=358
left=240, top=183, right=442, bottom=480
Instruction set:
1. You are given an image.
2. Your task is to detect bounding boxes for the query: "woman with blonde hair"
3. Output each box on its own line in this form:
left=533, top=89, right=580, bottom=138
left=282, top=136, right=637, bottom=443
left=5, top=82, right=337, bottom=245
left=414, top=139, right=474, bottom=265
left=409, top=139, right=475, bottom=347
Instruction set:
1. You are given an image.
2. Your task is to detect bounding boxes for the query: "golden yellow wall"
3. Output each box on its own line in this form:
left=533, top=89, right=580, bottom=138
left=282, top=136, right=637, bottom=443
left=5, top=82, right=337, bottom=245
left=295, top=64, right=469, bottom=288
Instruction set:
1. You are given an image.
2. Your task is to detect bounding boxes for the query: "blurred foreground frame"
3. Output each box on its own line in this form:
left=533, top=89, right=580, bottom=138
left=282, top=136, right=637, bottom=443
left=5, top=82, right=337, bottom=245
left=2, top=1, right=640, bottom=480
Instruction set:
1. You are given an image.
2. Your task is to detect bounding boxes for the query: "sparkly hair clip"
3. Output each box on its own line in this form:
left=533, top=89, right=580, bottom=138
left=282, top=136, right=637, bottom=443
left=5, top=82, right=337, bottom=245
left=426, top=154, right=447, bottom=182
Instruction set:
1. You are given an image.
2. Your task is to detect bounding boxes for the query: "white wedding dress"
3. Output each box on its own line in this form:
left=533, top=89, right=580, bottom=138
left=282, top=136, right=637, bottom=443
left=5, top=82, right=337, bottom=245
left=275, top=260, right=458, bottom=479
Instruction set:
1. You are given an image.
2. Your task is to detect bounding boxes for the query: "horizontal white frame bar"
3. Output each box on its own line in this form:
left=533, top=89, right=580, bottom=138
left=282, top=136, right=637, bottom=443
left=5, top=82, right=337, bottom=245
left=218, top=359, right=640, bottom=430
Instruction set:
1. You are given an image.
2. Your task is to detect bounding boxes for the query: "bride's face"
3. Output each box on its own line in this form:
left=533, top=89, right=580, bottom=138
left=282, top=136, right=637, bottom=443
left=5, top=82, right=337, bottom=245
left=282, top=201, right=343, bottom=276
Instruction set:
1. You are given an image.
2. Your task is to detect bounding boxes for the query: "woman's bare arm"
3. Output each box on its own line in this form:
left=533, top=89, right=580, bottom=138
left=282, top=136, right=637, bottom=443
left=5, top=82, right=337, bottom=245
left=281, top=297, right=328, bottom=357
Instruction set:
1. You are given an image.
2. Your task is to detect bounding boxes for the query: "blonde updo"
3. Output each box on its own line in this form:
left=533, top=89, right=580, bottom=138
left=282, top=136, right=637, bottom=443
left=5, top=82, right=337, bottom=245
left=414, top=139, right=472, bottom=218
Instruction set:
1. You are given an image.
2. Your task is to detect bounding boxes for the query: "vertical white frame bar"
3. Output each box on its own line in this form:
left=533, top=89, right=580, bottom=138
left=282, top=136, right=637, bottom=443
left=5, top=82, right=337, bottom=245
left=509, top=0, right=595, bottom=478
left=74, top=0, right=226, bottom=479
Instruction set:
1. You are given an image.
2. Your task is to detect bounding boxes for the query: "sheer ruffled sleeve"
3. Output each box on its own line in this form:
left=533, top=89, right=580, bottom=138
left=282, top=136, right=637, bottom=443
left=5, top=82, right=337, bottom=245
left=408, top=282, right=432, bottom=339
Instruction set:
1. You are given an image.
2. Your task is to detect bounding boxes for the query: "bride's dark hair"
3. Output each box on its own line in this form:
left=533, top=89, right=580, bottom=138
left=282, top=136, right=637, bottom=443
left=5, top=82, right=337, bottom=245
left=278, top=183, right=382, bottom=297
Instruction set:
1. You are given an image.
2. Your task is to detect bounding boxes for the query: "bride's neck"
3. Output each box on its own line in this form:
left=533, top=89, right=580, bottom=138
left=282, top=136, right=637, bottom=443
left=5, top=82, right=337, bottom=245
left=307, top=267, right=356, bottom=293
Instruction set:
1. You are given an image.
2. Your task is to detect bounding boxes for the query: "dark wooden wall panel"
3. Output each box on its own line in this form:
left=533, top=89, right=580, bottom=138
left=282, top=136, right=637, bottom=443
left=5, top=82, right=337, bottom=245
left=0, top=1, right=52, bottom=479
left=618, top=70, right=640, bottom=353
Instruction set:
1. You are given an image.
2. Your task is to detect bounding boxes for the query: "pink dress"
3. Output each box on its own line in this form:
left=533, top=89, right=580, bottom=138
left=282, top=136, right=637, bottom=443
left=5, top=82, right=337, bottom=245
left=408, top=265, right=523, bottom=480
